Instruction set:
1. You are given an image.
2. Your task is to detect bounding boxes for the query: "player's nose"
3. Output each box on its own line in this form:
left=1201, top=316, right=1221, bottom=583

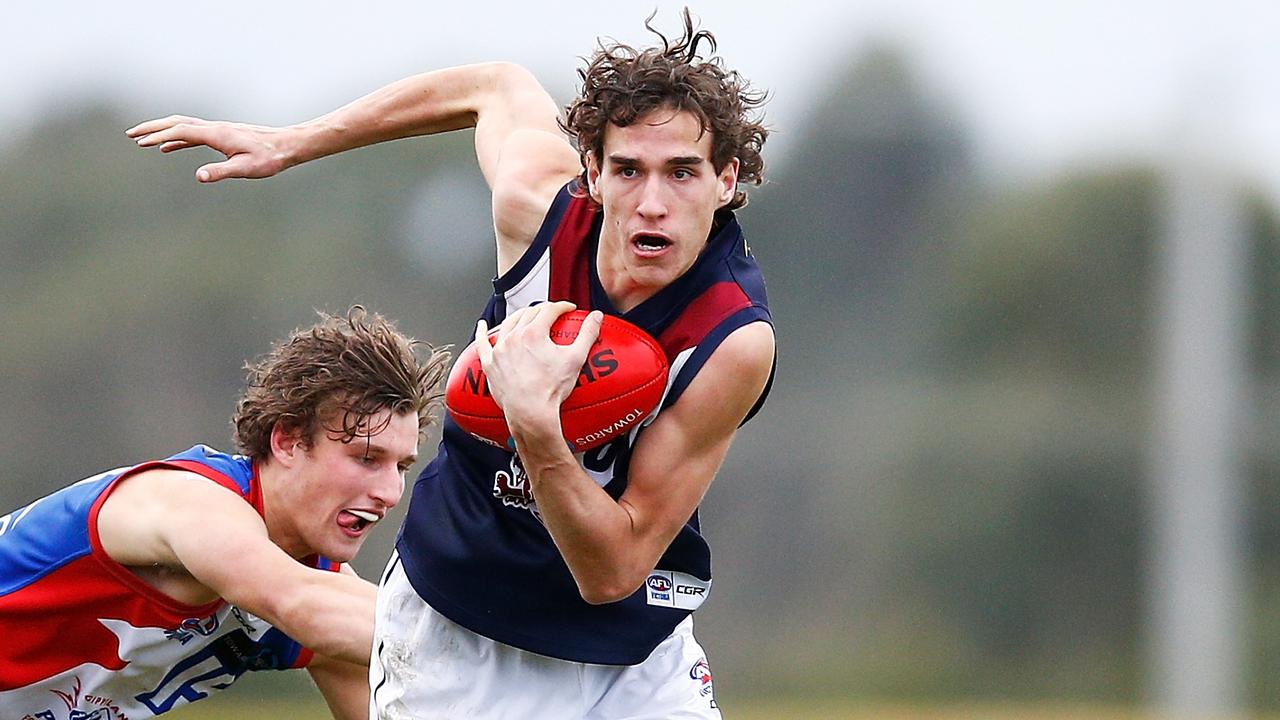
left=636, top=178, right=668, bottom=218
left=372, top=466, right=405, bottom=509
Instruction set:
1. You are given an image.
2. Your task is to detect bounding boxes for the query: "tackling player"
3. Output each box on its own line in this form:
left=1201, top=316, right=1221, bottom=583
left=0, top=307, right=447, bottom=720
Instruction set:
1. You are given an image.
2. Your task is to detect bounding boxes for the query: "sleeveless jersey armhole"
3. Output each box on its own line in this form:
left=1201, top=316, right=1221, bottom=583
left=85, top=460, right=243, bottom=619
left=493, top=183, right=575, bottom=295
left=661, top=307, right=774, bottom=419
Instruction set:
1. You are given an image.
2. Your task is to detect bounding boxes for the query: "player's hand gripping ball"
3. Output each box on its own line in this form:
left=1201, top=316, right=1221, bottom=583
left=445, top=310, right=669, bottom=452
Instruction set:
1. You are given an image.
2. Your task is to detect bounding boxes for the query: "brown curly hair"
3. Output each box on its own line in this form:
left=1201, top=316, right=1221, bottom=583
left=561, top=9, right=769, bottom=211
left=233, top=306, right=449, bottom=460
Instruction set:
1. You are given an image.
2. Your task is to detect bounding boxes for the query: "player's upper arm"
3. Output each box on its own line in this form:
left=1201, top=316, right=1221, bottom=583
left=614, top=321, right=776, bottom=582
left=98, top=469, right=249, bottom=561
left=98, top=469, right=324, bottom=622
left=472, top=63, right=582, bottom=271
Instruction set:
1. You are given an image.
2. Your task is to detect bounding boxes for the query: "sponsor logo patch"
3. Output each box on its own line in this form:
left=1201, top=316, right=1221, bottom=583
left=645, top=575, right=672, bottom=603
left=644, top=571, right=710, bottom=610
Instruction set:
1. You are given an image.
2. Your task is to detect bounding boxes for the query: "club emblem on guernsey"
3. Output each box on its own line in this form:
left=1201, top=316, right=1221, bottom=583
left=164, top=613, right=220, bottom=644
left=493, top=454, right=539, bottom=519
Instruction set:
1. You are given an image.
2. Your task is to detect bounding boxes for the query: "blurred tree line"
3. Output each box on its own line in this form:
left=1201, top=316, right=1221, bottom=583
left=1, top=42, right=1276, bottom=710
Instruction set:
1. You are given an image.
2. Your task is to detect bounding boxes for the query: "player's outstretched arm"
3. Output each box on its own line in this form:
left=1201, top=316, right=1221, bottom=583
left=127, top=62, right=563, bottom=185
left=97, top=469, right=378, bottom=665
left=128, top=61, right=579, bottom=269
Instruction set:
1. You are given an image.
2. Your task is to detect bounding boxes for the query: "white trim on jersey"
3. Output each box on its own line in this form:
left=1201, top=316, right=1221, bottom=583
left=502, top=248, right=552, bottom=313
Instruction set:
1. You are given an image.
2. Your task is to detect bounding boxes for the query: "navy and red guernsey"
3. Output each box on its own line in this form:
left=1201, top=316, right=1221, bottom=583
left=0, top=445, right=335, bottom=719
left=397, top=182, right=774, bottom=665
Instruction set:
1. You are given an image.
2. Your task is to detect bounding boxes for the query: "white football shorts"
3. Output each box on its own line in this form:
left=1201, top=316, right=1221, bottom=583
left=369, top=551, right=722, bottom=720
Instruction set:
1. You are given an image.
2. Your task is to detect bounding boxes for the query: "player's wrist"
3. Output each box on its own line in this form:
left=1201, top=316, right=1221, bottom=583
left=286, top=120, right=342, bottom=168
left=506, top=407, right=566, bottom=448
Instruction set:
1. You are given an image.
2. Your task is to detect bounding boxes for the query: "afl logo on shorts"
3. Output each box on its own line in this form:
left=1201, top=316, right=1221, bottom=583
left=690, top=658, right=715, bottom=698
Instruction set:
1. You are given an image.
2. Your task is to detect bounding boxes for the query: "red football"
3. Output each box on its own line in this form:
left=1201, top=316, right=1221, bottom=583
left=444, top=310, right=669, bottom=452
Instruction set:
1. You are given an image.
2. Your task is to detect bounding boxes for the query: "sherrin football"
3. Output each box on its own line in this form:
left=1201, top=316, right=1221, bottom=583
left=445, top=310, right=669, bottom=452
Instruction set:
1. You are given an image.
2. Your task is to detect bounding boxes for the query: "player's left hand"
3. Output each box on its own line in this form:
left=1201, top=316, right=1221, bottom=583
left=475, top=302, right=603, bottom=433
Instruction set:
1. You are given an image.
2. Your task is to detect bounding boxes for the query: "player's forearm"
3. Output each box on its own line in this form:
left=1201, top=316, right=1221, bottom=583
left=287, top=62, right=513, bottom=168
left=515, top=426, right=656, bottom=604
left=266, top=571, right=378, bottom=665
left=308, top=655, right=372, bottom=720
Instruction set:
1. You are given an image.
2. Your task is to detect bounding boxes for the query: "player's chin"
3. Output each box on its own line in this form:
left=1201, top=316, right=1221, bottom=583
left=630, top=263, right=682, bottom=287
left=324, top=529, right=370, bottom=562
left=323, top=545, right=360, bottom=564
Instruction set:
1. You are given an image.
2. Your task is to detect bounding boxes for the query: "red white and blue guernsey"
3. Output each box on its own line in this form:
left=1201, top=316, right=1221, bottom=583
left=0, top=445, right=334, bottom=720
left=397, top=182, right=774, bottom=666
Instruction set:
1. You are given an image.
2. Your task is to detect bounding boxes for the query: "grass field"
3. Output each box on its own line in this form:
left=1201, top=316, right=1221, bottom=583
left=164, top=696, right=1279, bottom=719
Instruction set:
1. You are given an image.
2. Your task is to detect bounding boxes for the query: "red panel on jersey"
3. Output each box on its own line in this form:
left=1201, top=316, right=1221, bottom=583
left=548, top=195, right=599, bottom=307
left=0, top=555, right=196, bottom=689
left=656, top=281, right=753, bottom=358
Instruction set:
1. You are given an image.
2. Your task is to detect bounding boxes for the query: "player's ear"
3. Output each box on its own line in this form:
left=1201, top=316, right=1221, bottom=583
left=269, top=422, right=305, bottom=467
left=586, top=156, right=602, bottom=203
left=717, top=157, right=740, bottom=207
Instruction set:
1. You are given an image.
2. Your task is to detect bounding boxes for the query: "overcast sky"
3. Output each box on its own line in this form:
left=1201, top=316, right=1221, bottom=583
left=5, top=0, right=1278, bottom=199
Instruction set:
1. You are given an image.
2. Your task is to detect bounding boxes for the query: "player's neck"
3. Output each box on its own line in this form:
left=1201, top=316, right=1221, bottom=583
left=601, top=280, right=656, bottom=315
left=256, top=460, right=309, bottom=560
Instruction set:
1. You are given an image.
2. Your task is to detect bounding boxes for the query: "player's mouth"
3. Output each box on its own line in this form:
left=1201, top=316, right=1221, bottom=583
left=337, top=508, right=382, bottom=537
left=630, top=232, right=673, bottom=257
